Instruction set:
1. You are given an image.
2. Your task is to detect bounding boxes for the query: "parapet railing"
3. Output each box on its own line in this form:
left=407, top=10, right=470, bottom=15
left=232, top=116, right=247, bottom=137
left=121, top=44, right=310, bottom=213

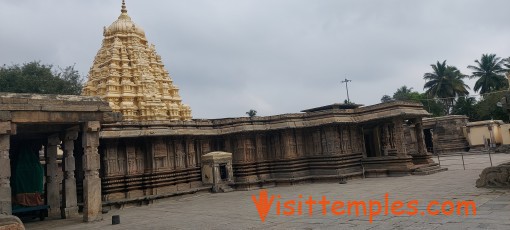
left=434, top=150, right=510, bottom=170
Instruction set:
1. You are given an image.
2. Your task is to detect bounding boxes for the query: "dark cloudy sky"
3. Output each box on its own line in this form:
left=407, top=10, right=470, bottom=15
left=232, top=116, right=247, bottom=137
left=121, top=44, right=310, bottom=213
left=1, top=0, right=509, bottom=119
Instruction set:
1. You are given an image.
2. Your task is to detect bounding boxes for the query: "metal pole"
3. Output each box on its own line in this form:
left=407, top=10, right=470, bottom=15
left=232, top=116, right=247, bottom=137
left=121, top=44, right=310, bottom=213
left=341, top=78, right=352, bottom=103
left=489, top=150, right=493, bottom=167
left=437, top=154, right=440, bottom=166
left=461, top=152, right=465, bottom=170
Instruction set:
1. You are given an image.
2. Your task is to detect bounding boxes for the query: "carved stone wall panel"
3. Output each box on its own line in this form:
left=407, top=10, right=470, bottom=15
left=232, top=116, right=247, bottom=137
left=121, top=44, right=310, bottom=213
left=186, top=138, right=196, bottom=167
left=135, top=144, right=146, bottom=173
left=126, top=141, right=138, bottom=174
left=294, top=129, right=304, bottom=158
left=348, top=126, right=356, bottom=153
left=201, top=139, right=211, bottom=154
left=341, top=127, right=350, bottom=154
left=104, top=140, right=124, bottom=176
left=174, top=140, right=186, bottom=169
left=152, top=138, right=168, bottom=171
left=312, top=129, right=322, bottom=156
left=282, top=130, right=297, bottom=159
left=255, top=134, right=265, bottom=161
left=245, top=136, right=256, bottom=162
left=166, top=139, right=175, bottom=170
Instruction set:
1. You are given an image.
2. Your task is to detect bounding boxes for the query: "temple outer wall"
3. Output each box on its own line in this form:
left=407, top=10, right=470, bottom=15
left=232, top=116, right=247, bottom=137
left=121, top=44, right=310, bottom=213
left=465, top=120, right=504, bottom=149
left=99, top=101, right=434, bottom=204
left=423, top=115, right=469, bottom=154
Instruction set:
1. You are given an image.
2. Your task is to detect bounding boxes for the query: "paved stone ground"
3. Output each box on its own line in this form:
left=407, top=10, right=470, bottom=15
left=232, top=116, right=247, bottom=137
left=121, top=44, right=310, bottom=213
left=24, top=153, right=510, bottom=230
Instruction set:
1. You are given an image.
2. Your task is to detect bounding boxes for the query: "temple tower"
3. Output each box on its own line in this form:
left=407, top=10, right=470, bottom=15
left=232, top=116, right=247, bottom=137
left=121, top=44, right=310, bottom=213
left=83, top=0, right=192, bottom=121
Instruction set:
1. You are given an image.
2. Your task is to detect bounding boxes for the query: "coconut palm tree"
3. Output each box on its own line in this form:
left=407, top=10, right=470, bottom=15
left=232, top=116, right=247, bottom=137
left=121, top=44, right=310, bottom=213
left=504, top=57, right=510, bottom=88
left=467, top=54, right=508, bottom=94
left=423, top=60, right=470, bottom=114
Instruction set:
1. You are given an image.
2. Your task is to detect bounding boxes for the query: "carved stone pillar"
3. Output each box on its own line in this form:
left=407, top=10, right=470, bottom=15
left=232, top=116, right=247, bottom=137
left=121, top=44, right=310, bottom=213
left=46, top=134, right=61, bottom=218
left=62, top=129, right=79, bottom=218
left=82, top=121, right=102, bottom=222
left=0, top=122, right=12, bottom=215
left=414, top=119, right=427, bottom=155
left=392, top=118, right=407, bottom=157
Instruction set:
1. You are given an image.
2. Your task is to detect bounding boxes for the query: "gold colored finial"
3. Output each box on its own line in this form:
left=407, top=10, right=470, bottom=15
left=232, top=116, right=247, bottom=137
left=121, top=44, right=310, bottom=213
left=121, top=0, right=127, bottom=13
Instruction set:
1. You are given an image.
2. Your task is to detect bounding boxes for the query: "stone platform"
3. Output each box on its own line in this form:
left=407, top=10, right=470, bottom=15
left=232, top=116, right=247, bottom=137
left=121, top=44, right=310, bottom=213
left=24, top=156, right=510, bottom=229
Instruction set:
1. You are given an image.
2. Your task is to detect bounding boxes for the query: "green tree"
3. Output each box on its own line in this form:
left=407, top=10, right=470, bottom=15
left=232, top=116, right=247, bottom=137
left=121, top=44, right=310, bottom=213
left=384, top=85, right=445, bottom=116
left=393, top=86, right=414, bottom=101
left=452, top=97, right=478, bottom=120
left=423, top=60, right=470, bottom=114
left=0, top=61, right=83, bottom=95
left=467, top=54, right=508, bottom=94
left=380, top=95, right=393, bottom=103
left=504, top=57, right=510, bottom=87
left=475, top=91, right=508, bottom=122
left=246, top=109, right=257, bottom=118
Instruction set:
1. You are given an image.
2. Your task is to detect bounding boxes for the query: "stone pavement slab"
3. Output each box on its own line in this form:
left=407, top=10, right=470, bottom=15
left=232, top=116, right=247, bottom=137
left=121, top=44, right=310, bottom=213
left=23, top=154, right=510, bottom=230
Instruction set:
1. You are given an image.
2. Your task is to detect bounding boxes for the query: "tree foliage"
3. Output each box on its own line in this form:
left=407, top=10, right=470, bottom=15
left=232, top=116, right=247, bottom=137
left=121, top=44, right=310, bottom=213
left=467, top=54, right=508, bottom=94
left=384, top=85, right=445, bottom=116
left=451, top=97, right=478, bottom=120
left=423, top=60, right=470, bottom=114
left=246, top=109, right=257, bottom=118
left=0, top=61, right=84, bottom=95
left=380, top=95, right=393, bottom=103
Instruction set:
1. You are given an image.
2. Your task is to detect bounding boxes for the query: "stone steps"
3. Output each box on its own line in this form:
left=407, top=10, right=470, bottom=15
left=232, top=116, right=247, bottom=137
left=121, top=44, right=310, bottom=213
left=412, top=163, right=448, bottom=175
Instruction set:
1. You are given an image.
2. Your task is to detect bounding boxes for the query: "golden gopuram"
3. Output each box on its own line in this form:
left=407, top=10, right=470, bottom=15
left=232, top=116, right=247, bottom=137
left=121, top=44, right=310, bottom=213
left=82, top=0, right=192, bottom=121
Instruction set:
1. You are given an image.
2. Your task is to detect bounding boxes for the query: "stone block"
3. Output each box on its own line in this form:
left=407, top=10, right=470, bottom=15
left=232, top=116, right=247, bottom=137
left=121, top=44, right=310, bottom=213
left=83, top=177, right=102, bottom=222
left=0, top=215, right=24, bottom=230
left=0, top=187, right=11, bottom=215
left=0, top=112, right=11, bottom=122
left=156, top=185, right=177, bottom=194
left=190, top=181, right=203, bottom=188
left=0, top=123, right=11, bottom=135
left=127, top=190, right=144, bottom=199
left=176, top=183, right=190, bottom=191
left=0, top=158, right=10, bottom=179
left=84, top=121, right=101, bottom=132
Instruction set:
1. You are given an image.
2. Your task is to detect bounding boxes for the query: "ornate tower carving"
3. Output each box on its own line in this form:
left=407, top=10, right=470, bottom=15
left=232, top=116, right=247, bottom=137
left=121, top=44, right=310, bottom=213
left=83, top=0, right=192, bottom=121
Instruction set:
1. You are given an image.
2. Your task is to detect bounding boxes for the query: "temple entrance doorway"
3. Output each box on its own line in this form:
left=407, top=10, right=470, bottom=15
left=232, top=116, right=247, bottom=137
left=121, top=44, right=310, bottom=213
left=362, top=126, right=381, bottom=158
left=423, top=129, right=433, bottom=153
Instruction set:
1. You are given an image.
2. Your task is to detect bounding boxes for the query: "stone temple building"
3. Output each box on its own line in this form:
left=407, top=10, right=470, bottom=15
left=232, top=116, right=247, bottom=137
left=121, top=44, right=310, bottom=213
left=0, top=1, right=444, bottom=224
left=82, top=0, right=192, bottom=121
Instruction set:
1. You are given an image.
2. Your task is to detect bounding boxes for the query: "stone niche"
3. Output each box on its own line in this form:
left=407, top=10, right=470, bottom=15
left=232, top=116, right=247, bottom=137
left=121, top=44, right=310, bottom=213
left=201, top=152, right=234, bottom=192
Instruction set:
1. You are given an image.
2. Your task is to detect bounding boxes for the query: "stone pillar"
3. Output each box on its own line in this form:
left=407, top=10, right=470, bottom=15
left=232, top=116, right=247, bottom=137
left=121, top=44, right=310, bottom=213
left=0, top=122, right=12, bottom=215
left=82, top=121, right=102, bottom=222
left=410, top=118, right=434, bottom=165
left=61, top=129, right=79, bottom=218
left=46, top=134, right=61, bottom=218
left=414, top=119, right=427, bottom=155
left=392, top=118, right=407, bottom=157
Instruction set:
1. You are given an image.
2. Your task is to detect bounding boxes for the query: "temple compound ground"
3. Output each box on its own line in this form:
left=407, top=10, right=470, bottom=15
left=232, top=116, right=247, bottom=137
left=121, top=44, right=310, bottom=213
left=25, top=153, right=510, bottom=229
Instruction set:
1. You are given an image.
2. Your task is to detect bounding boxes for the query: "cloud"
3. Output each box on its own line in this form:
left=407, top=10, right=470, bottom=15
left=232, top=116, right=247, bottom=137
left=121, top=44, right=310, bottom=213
left=1, top=0, right=509, bottom=118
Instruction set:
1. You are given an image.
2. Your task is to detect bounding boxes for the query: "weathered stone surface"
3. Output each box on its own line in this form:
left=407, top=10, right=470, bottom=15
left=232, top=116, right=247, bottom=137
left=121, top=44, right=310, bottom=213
left=46, top=134, right=61, bottom=218
left=476, top=162, right=510, bottom=188
left=0, top=133, right=10, bottom=216
left=495, top=144, right=510, bottom=153
left=82, top=124, right=102, bottom=222
left=423, top=115, right=469, bottom=154
left=201, top=151, right=234, bottom=192
left=0, top=215, right=24, bottom=230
